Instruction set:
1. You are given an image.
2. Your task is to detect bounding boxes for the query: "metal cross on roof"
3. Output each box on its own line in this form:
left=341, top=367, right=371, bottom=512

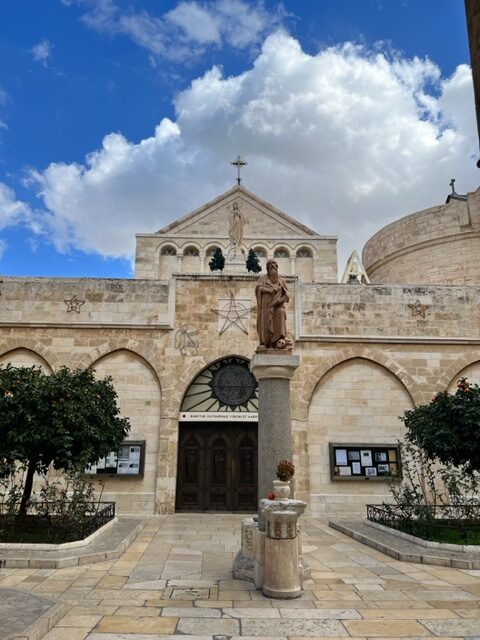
left=231, top=155, right=247, bottom=185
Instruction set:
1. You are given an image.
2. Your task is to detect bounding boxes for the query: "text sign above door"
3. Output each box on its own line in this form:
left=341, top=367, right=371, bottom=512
left=179, top=411, right=258, bottom=422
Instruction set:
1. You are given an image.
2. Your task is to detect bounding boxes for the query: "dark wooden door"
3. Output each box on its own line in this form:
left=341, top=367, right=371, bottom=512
left=176, top=422, right=257, bottom=512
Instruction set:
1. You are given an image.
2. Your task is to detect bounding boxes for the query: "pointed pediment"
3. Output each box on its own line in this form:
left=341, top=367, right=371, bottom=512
left=154, top=185, right=321, bottom=240
left=341, top=250, right=370, bottom=284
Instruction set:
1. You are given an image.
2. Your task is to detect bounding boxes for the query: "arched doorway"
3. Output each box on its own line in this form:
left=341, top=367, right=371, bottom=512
left=176, top=356, right=258, bottom=512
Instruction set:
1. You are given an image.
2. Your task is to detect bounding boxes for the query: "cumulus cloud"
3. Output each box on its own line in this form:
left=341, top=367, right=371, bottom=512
left=0, top=183, right=32, bottom=229
left=31, top=39, right=53, bottom=66
left=30, top=32, right=478, bottom=269
left=69, top=0, right=285, bottom=61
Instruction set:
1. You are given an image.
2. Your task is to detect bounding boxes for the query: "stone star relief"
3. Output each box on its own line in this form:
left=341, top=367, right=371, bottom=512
left=212, top=292, right=250, bottom=335
left=64, top=295, right=85, bottom=313
left=408, top=299, right=429, bottom=319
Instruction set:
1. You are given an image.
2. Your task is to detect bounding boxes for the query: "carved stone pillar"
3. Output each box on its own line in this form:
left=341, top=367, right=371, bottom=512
left=263, top=499, right=306, bottom=599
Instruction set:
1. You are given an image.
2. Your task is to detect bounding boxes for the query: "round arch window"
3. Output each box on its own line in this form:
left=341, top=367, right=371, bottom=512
left=296, top=247, right=312, bottom=258
left=274, top=248, right=290, bottom=258
left=161, top=245, right=177, bottom=256
left=181, top=357, right=258, bottom=413
left=184, top=246, right=200, bottom=256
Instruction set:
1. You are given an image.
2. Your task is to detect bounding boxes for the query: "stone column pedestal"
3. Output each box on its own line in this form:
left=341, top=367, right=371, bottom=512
left=263, top=499, right=306, bottom=599
left=250, top=352, right=300, bottom=502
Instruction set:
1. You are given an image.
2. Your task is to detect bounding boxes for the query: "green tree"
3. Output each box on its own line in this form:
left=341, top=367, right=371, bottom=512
left=402, top=378, right=480, bottom=472
left=208, top=247, right=225, bottom=271
left=0, top=365, right=130, bottom=515
left=246, top=248, right=262, bottom=273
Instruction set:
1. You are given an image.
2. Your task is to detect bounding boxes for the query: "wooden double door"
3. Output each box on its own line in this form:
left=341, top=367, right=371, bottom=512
left=176, top=422, right=257, bottom=512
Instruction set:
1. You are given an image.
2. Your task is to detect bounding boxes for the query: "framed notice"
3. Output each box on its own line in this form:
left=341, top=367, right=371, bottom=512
left=329, top=443, right=401, bottom=481
left=85, top=441, right=146, bottom=478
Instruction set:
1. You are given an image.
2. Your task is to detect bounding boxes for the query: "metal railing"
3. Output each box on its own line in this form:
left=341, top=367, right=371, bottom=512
left=0, top=501, right=115, bottom=543
left=367, top=503, right=480, bottom=544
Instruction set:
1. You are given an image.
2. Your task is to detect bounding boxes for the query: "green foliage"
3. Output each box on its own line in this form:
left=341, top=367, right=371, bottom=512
left=0, top=365, right=130, bottom=512
left=33, top=470, right=103, bottom=521
left=208, top=247, right=225, bottom=271
left=387, top=440, right=480, bottom=520
left=246, top=248, right=262, bottom=273
left=402, top=378, right=480, bottom=472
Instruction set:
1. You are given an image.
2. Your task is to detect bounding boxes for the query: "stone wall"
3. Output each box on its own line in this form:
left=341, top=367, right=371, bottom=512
left=2, top=272, right=480, bottom=516
left=0, top=277, right=171, bottom=326
left=362, top=191, right=480, bottom=285
left=299, top=283, right=480, bottom=339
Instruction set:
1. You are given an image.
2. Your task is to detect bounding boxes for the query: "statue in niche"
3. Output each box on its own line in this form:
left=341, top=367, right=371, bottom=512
left=255, top=259, right=291, bottom=350
left=229, top=201, right=244, bottom=254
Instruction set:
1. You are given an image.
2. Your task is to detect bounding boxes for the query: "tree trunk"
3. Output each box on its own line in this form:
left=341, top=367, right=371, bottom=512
left=18, top=463, right=35, bottom=517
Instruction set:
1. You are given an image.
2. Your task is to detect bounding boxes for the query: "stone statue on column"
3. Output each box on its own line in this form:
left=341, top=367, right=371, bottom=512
left=255, top=259, right=291, bottom=350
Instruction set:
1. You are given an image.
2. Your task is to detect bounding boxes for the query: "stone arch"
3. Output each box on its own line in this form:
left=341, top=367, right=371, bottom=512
left=436, top=350, right=480, bottom=392
left=295, top=244, right=315, bottom=282
left=307, top=356, right=414, bottom=517
left=295, top=347, right=417, bottom=422
left=175, top=354, right=251, bottom=414
left=160, top=244, right=177, bottom=256
left=273, top=246, right=291, bottom=275
left=182, top=243, right=201, bottom=272
left=77, top=341, right=165, bottom=379
left=446, top=359, right=480, bottom=393
left=0, top=346, right=54, bottom=373
left=90, top=348, right=162, bottom=515
left=204, top=244, right=226, bottom=271
left=250, top=245, right=268, bottom=272
left=0, top=340, right=56, bottom=371
left=157, top=242, right=179, bottom=279
left=180, top=355, right=258, bottom=412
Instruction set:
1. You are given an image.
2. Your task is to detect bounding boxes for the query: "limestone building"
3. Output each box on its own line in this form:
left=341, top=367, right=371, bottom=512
left=1, top=183, right=479, bottom=517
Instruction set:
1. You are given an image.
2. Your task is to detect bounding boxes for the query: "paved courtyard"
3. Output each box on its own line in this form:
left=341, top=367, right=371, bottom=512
left=1, top=514, right=480, bottom=639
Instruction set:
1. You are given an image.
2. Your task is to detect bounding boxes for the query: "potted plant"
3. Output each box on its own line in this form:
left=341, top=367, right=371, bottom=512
left=273, top=459, right=295, bottom=500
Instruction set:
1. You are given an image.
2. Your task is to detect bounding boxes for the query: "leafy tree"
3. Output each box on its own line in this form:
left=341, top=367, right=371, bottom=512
left=208, top=247, right=225, bottom=271
left=402, top=378, right=480, bottom=472
left=0, top=365, right=130, bottom=515
left=246, top=248, right=262, bottom=273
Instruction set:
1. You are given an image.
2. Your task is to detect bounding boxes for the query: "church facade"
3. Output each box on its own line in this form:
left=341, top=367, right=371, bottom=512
left=1, top=184, right=479, bottom=517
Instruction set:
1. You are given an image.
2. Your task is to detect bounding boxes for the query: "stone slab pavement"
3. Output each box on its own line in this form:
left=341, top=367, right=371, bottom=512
left=1, top=514, right=480, bottom=639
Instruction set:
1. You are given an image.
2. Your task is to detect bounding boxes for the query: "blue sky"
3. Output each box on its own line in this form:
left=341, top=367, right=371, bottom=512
left=0, top=1, right=477, bottom=277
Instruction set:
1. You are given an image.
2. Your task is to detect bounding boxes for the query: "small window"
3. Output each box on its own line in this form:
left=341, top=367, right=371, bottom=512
left=206, top=246, right=220, bottom=256
left=252, top=247, right=267, bottom=258
left=160, top=245, right=177, bottom=256
left=296, top=248, right=312, bottom=258
left=184, top=246, right=199, bottom=256
left=274, top=248, right=290, bottom=259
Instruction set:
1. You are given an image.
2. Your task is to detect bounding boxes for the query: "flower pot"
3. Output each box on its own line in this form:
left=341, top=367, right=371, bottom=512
left=272, top=479, right=291, bottom=500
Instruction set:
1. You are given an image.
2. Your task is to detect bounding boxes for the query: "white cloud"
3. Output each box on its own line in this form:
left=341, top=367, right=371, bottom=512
left=71, top=0, right=285, bottom=61
left=0, top=183, right=32, bottom=229
left=165, top=2, right=222, bottom=45
left=31, top=39, right=53, bottom=66
left=30, top=32, right=478, bottom=270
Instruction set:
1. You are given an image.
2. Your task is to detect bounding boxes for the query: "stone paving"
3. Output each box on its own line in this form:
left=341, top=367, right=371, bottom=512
left=1, top=514, right=480, bottom=639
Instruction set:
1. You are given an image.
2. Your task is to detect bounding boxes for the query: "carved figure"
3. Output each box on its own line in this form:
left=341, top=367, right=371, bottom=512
left=229, top=202, right=243, bottom=250
left=255, top=259, right=289, bottom=349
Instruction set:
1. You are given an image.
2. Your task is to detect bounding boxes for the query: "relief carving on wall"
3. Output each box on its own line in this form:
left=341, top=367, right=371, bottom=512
left=408, top=299, right=429, bottom=318
left=175, top=325, right=199, bottom=356
left=64, top=294, right=85, bottom=313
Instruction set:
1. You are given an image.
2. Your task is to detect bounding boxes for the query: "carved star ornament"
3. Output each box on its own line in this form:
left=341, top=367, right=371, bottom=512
left=212, top=292, right=250, bottom=335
